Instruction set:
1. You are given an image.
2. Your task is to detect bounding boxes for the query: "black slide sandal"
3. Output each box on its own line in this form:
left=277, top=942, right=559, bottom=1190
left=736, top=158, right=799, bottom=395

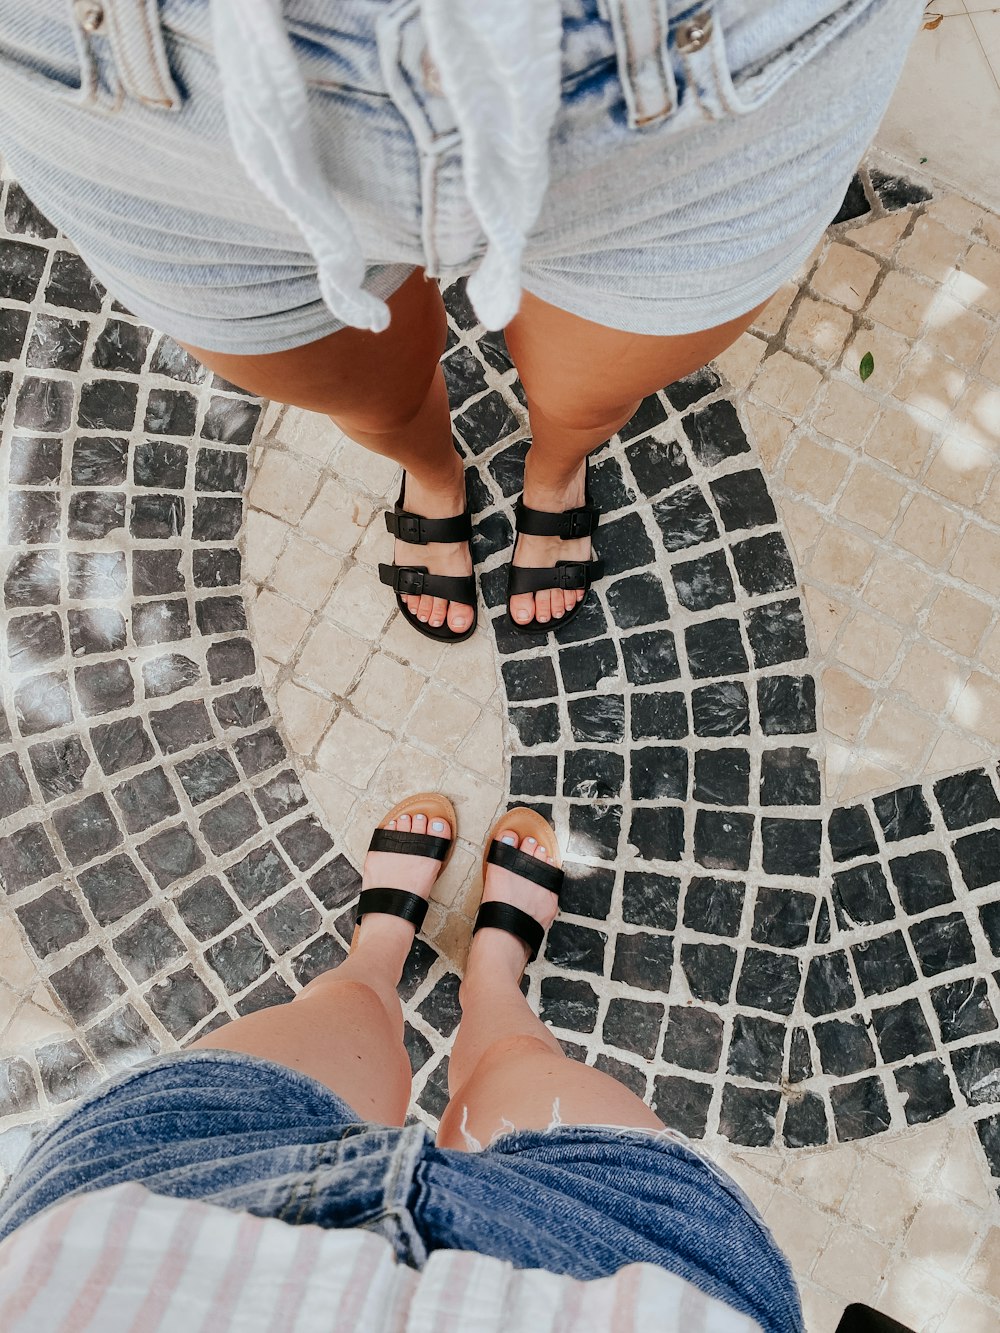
left=506, top=458, right=603, bottom=635
left=378, top=474, right=478, bottom=644
left=472, top=807, right=564, bottom=967
left=354, top=792, right=457, bottom=941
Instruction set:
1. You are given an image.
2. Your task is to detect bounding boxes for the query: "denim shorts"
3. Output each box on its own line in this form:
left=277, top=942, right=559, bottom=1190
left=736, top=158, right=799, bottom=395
left=0, top=0, right=918, bottom=353
left=0, top=1049, right=804, bottom=1332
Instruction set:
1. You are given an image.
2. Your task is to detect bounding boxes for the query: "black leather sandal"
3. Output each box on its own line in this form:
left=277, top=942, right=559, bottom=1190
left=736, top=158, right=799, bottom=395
left=354, top=792, right=457, bottom=940
left=506, top=459, right=603, bottom=635
left=378, top=474, right=477, bottom=644
left=472, top=807, right=563, bottom=968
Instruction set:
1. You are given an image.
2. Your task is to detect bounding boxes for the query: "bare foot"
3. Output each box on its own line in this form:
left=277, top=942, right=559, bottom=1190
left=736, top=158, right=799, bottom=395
left=469, top=830, right=559, bottom=977
left=397, top=467, right=475, bottom=636
left=355, top=811, right=451, bottom=947
left=508, top=462, right=589, bottom=627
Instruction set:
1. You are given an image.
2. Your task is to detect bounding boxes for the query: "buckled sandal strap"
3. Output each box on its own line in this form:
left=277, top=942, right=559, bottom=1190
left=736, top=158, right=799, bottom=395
left=506, top=558, right=604, bottom=597
left=385, top=508, right=472, bottom=544
left=378, top=564, right=477, bottom=602
left=515, top=498, right=598, bottom=540
left=473, top=901, right=545, bottom=963
left=486, top=839, right=564, bottom=895
left=355, top=888, right=429, bottom=931
left=368, top=827, right=451, bottom=861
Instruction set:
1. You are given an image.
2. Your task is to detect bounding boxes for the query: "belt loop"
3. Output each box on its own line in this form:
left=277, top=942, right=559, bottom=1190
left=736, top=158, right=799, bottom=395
left=607, top=0, right=677, bottom=128
left=101, top=0, right=182, bottom=109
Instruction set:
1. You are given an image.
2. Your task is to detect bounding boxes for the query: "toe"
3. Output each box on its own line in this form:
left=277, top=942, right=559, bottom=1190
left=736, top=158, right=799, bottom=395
left=404, top=594, right=421, bottom=617
left=550, top=587, right=566, bottom=619
left=428, top=596, right=448, bottom=628
left=396, top=813, right=412, bottom=833
left=387, top=819, right=397, bottom=830
left=498, top=829, right=520, bottom=847
left=522, top=836, right=537, bottom=854
left=533, top=590, right=552, bottom=624
left=412, top=813, right=428, bottom=834
left=509, top=592, right=536, bottom=626
left=430, top=817, right=452, bottom=838
left=415, top=594, right=435, bottom=623
left=532, top=841, right=550, bottom=861
left=447, top=601, right=472, bottom=635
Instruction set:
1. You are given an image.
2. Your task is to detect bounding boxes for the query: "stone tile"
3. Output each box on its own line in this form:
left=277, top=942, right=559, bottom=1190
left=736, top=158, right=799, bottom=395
left=296, top=621, right=370, bottom=696
left=923, top=434, right=993, bottom=507
left=941, top=1293, right=1000, bottom=1333
left=248, top=450, right=318, bottom=524
left=243, top=509, right=287, bottom=585
left=813, top=379, right=882, bottom=447
left=785, top=297, right=854, bottom=363
left=954, top=379, right=1000, bottom=451
left=713, top=331, right=766, bottom=389
left=751, top=281, right=797, bottom=336
left=822, top=668, right=875, bottom=742
left=949, top=242, right=1000, bottom=315
left=743, top=403, right=793, bottom=469
left=937, top=1125, right=999, bottom=1209
left=894, top=494, right=963, bottom=568
left=269, top=535, right=343, bottom=609
left=437, top=632, right=498, bottom=706
left=274, top=681, right=337, bottom=755
left=802, top=586, right=851, bottom=653
left=835, top=462, right=907, bottom=536
left=300, top=476, right=375, bottom=553
left=843, top=1157, right=921, bottom=1235
left=837, top=612, right=904, bottom=680
left=924, top=728, right=991, bottom=777
left=458, top=709, right=504, bottom=779
left=924, top=294, right=991, bottom=365
left=811, top=242, right=881, bottom=310
left=349, top=653, right=425, bottom=732
left=752, top=352, right=822, bottom=416
left=808, top=527, right=876, bottom=590
left=923, top=586, right=992, bottom=656
left=950, top=523, right=1000, bottom=596
left=847, top=211, right=910, bottom=256
left=277, top=407, right=343, bottom=464
left=408, top=684, right=480, bottom=751
left=894, top=643, right=964, bottom=713
left=783, top=437, right=850, bottom=502
left=811, top=1224, right=889, bottom=1303
left=865, top=701, right=937, bottom=774
left=324, top=565, right=393, bottom=640
left=951, top=672, right=1000, bottom=744
left=331, top=437, right=401, bottom=496
left=897, top=216, right=971, bottom=280
left=905, top=1197, right=982, bottom=1275
left=371, top=743, right=448, bottom=812
left=981, top=329, right=1000, bottom=383
left=315, top=712, right=392, bottom=788
left=761, top=1188, right=831, bottom=1277
left=877, top=1260, right=955, bottom=1333
left=867, top=270, right=938, bottom=336
left=844, top=323, right=910, bottom=389
left=968, top=1227, right=1000, bottom=1302
left=249, top=589, right=312, bottom=666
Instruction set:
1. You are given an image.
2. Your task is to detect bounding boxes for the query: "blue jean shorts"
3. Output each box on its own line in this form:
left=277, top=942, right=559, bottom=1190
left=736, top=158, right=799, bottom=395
left=0, top=0, right=918, bottom=353
left=0, top=1049, right=804, bottom=1332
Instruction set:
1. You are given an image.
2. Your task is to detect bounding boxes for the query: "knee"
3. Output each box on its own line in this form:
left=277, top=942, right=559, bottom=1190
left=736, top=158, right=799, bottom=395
left=525, top=388, right=642, bottom=439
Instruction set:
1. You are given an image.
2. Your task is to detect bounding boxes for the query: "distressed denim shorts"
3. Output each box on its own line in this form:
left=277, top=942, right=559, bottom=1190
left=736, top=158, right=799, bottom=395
left=0, top=1, right=919, bottom=354
left=0, top=1050, right=803, bottom=1332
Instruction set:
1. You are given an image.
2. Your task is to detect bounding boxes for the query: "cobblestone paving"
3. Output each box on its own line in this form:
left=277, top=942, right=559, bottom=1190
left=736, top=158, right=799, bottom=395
left=2, top=155, right=1000, bottom=1329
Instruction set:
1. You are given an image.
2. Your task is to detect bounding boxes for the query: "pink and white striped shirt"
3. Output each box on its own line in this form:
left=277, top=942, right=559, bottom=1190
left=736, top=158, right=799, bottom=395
left=0, top=1183, right=762, bottom=1332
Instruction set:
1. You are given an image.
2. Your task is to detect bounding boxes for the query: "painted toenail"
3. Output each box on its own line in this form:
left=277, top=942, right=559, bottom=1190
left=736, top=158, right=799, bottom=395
left=431, top=820, right=445, bottom=832
left=501, top=834, right=516, bottom=845
left=537, top=846, right=546, bottom=855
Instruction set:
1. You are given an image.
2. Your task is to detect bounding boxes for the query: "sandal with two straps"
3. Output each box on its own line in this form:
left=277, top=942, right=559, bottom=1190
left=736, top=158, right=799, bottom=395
left=378, top=473, right=478, bottom=644
left=354, top=793, right=458, bottom=942
left=473, top=807, right=564, bottom=968
left=506, top=458, right=604, bottom=635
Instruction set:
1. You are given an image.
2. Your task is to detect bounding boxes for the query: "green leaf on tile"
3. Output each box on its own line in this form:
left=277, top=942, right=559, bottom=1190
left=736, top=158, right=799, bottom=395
left=859, top=352, right=875, bottom=382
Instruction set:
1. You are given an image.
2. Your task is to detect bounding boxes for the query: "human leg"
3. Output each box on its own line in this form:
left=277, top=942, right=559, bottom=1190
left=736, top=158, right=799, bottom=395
left=437, top=828, right=662, bottom=1149
left=190, top=805, right=453, bottom=1125
left=182, top=271, right=472, bottom=635
left=502, top=292, right=768, bottom=626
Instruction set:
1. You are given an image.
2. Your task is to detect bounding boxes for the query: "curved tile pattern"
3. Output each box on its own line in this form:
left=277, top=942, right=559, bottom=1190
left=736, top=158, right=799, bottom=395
left=1, top=157, right=1000, bottom=1219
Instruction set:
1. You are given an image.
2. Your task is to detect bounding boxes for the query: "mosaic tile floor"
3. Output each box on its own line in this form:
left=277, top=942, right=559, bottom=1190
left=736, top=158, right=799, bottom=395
left=1, top=153, right=999, bottom=1330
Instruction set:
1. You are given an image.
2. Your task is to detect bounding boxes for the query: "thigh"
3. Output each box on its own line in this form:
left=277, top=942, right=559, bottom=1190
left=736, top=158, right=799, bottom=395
left=505, top=290, right=767, bottom=429
left=180, top=267, right=447, bottom=425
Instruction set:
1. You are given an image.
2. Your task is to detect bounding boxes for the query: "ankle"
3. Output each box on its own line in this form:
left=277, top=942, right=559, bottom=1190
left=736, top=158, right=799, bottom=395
left=463, top=931, right=530, bottom=997
left=404, top=454, right=465, bottom=504
left=522, top=454, right=588, bottom=504
left=351, top=917, right=415, bottom=982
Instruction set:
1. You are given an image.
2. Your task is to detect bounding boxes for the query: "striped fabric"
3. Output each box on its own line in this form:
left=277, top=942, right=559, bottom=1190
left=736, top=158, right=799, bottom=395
left=0, top=1183, right=762, bottom=1332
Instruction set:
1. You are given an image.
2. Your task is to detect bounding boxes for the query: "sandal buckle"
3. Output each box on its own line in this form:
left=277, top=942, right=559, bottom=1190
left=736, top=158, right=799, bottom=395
left=557, top=562, right=586, bottom=589
left=396, top=512, right=424, bottom=543
left=564, top=509, right=592, bottom=539
left=395, top=567, right=425, bottom=595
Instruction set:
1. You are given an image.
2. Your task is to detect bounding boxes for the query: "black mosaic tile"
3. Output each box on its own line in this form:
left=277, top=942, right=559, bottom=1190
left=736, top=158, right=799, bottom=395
left=760, top=747, right=821, bottom=806
left=682, top=398, right=750, bottom=468
left=832, top=861, right=895, bottom=929
left=691, top=680, right=750, bottom=737
left=752, top=887, right=815, bottom=949
left=68, top=607, right=127, bottom=657
left=559, top=864, right=615, bottom=921
left=652, top=1074, right=713, bottom=1138
left=693, top=809, right=753, bottom=871
left=871, top=998, right=934, bottom=1063
left=685, top=619, right=749, bottom=679
left=205, top=923, right=271, bottom=994
left=869, top=169, right=931, bottom=211
left=783, top=1092, right=829, bottom=1148
left=618, top=392, right=668, bottom=442
left=629, top=804, right=683, bottom=862
left=78, top=855, right=150, bottom=926
left=720, top=1084, right=782, bottom=1147
left=75, top=659, right=134, bottom=716
left=44, top=249, right=104, bottom=311
left=544, top=920, right=608, bottom=975
left=255, top=888, right=322, bottom=954
left=453, top=389, right=519, bottom=454
left=909, top=912, right=977, bottom=978
left=693, top=749, right=749, bottom=807
left=49, top=948, right=126, bottom=1023
left=788, top=1028, right=813, bottom=1083
left=276, top=816, right=335, bottom=872
left=87, top=1004, right=160, bottom=1072
left=873, top=785, right=933, bottom=842
left=501, top=657, right=557, bottom=703
left=130, top=493, right=185, bottom=540
left=953, top=828, right=1000, bottom=892
left=653, top=484, right=718, bottom=552
left=621, top=628, right=680, bottom=685
left=0, top=237, right=47, bottom=302
left=931, top=977, right=998, bottom=1043
left=594, top=1053, right=646, bottom=1099
left=746, top=598, right=809, bottom=668
left=5, top=550, right=61, bottom=607
left=113, top=909, right=185, bottom=984
left=605, top=572, right=671, bottom=630
left=621, top=872, right=679, bottom=930
left=671, top=550, right=735, bottom=612
left=486, top=438, right=529, bottom=497
left=143, top=652, right=201, bottom=698
left=680, top=942, right=736, bottom=1005
left=589, top=457, right=637, bottom=511
left=980, top=900, right=1000, bottom=957
left=193, top=547, right=242, bottom=588
left=830, top=1075, right=891, bottom=1142
left=629, top=745, right=687, bottom=801
left=206, top=637, right=255, bottom=685
left=150, top=700, right=215, bottom=754
left=414, top=972, right=461, bottom=1038
left=735, top=949, right=801, bottom=1016
left=78, top=379, right=138, bottom=432
left=404, top=1024, right=434, bottom=1076
left=67, top=490, right=125, bottom=539
left=70, top=435, right=128, bottom=486
left=757, top=675, right=816, bottom=735
left=90, top=319, right=150, bottom=373
left=175, top=749, right=240, bottom=806
left=110, top=767, right=178, bottom=835
left=200, top=794, right=261, bottom=855
left=52, top=792, right=121, bottom=866
left=138, top=824, right=205, bottom=889
left=14, top=670, right=73, bottom=734
left=564, top=748, right=624, bottom=799
left=832, top=172, right=871, bottom=224
left=602, top=996, right=664, bottom=1059
left=399, top=937, right=438, bottom=1003
left=201, top=395, right=261, bottom=445
left=0, top=1058, right=38, bottom=1118
left=15, top=375, right=74, bottom=432
left=510, top=754, right=558, bottom=797
left=888, top=849, right=954, bottom=916
left=728, top=1014, right=786, bottom=1081
left=144, top=388, right=197, bottom=437
left=895, top=1059, right=955, bottom=1126
left=0, top=306, right=29, bottom=359
left=90, top=716, right=156, bottom=777
left=36, top=1039, right=100, bottom=1105
left=610, top=931, right=673, bottom=992
left=853, top=931, right=918, bottom=996
left=309, top=854, right=361, bottom=911
left=174, top=876, right=241, bottom=942
left=192, top=497, right=243, bottom=541
left=17, top=886, right=88, bottom=958
left=933, top=768, right=1000, bottom=830
left=149, top=336, right=204, bottom=383
left=977, top=1114, right=1000, bottom=1178
left=710, top=469, right=777, bottom=532
left=624, top=436, right=692, bottom=499
left=950, top=1041, right=1000, bottom=1108
left=134, top=440, right=187, bottom=490
left=8, top=435, right=63, bottom=484
left=234, top=727, right=287, bottom=779
left=194, top=447, right=248, bottom=495
left=226, top=843, right=293, bottom=909
left=7, top=610, right=64, bottom=671
left=661, top=1006, right=724, bottom=1073
left=8, top=489, right=60, bottom=543
left=235, top=974, right=296, bottom=1017
left=804, top=952, right=856, bottom=1016
left=146, top=966, right=218, bottom=1040
left=683, top=875, right=744, bottom=936
left=631, top=689, right=687, bottom=742
left=731, top=532, right=796, bottom=597
left=4, top=182, right=58, bottom=238
left=0, top=752, right=31, bottom=820
left=510, top=702, right=560, bottom=747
